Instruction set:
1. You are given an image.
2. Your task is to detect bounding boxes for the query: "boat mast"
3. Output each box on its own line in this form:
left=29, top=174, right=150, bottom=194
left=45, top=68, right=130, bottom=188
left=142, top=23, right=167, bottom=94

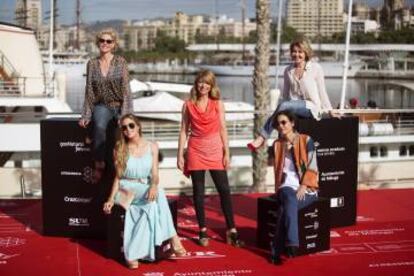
left=241, top=0, right=246, bottom=62
left=76, top=0, right=80, bottom=50
left=48, top=0, right=54, bottom=85
left=274, top=0, right=283, bottom=90
left=339, top=0, right=353, bottom=110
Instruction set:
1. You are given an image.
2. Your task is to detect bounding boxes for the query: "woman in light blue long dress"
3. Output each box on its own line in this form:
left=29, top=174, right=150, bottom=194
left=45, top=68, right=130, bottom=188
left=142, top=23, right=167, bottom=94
left=103, top=114, right=186, bottom=269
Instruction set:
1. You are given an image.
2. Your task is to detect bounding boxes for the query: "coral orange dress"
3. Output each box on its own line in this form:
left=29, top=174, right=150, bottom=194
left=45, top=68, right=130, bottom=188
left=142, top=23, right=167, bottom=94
left=185, top=99, right=225, bottom=171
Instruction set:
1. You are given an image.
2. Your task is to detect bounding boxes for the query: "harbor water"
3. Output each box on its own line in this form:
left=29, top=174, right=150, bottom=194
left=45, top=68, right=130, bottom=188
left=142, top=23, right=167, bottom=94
left=66, top=72, right=414, bottom=113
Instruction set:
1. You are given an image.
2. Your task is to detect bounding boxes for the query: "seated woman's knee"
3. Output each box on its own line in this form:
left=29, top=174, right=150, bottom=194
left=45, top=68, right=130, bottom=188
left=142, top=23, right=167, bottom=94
left=278, top=101, right=295, bottom=111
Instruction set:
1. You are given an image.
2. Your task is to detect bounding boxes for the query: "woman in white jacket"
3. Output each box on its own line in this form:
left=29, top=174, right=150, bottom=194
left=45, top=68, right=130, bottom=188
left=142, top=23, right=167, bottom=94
left=248, top=37, right=338, bottom=151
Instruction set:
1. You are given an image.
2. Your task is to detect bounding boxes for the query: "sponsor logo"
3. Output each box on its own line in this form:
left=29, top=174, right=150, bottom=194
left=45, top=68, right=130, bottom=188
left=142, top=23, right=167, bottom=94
left=59, top=141, right=90, bottom=153
left=169, top=251, right=225, bottom=260
left=306, top=242, right=316, bottom=249
left=143, top=273, right=165, bottom=276
left=344, top=228, right=405, bottom=237
left=369, top=261, right=414, bottom=268
left=0, top=252, right=20, bottom=264
left=83, top=166, right=93, bottom=183
left=178, top=207, right=196, bottom=216
left=178, top=219, right=199, bottom=229
left=320, top=171, right=345, bottom=181
left=68, top=217, right=89, bottom=227
left=305, top=234, right=318, bottom=240
left=61, top=171, right=81, bottom=176
left=60, top=166, right=94, bottom=184
left=304, top=221, right=319, bottom=230
left=173, top=270, right=253, bottom=276
left=330, top=196, right=345, bottom=208
left=64, top=196, right=92, bottom=204
left=330, top=230, right=341, bottom=238
left=304, top=208, right=318, bottom=218
left=0, top=237, right=26, bottom=248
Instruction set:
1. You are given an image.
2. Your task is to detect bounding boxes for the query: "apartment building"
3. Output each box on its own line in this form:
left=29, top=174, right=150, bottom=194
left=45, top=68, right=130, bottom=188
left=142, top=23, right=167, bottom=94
left=123, top=12, right=256, bottom=51
left=287, top=0, right=344, bottom=38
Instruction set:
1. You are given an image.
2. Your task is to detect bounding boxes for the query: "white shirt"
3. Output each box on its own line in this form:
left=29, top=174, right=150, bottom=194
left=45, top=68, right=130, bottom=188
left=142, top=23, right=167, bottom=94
left=279, top=151, right=300, bottom=191
left=283, top=60, right=333, bottom=120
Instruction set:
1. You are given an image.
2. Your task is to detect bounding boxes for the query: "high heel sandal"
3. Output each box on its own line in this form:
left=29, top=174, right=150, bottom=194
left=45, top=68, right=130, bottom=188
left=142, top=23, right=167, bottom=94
left=198, top=230, right=209, bottom=247
left=247, top=136, right=265, bottom=152
left=126, top=260, right=139, bottom=269
left=168, top=245, right=187, bottom=257
left=168, top=236, right=187, bottom=257
left=226, top=231, right=244, bottom=247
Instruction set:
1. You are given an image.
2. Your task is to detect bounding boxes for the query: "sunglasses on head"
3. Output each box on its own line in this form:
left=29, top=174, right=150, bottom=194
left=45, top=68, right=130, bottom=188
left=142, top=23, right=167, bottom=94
left=99, top=38, right=114, bottom=44
left=121, top=123, right=135, bottom=131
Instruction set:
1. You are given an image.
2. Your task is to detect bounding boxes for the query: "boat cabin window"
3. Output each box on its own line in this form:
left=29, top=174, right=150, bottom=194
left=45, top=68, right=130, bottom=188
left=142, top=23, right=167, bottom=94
left=370, top=146, right=378, bottom=158
left=399, top=145, right=407, bottom=156
left=380, top=146, right=388, bottom=157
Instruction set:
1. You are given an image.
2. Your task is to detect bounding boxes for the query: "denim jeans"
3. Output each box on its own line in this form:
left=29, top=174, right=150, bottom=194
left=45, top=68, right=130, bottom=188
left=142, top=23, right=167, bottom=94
left=271, top=186, right=318, bottom=256
left=259, top=100, right=312, bottom=139
left=91, top=104, right=120, bottom=162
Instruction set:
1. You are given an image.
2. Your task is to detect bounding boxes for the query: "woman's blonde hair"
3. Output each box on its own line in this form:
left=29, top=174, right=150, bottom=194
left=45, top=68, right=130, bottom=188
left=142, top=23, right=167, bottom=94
left=290, top=36, right=313, bottom=61
left=114, top=114, right=142, bottom=178
left=190, top=70, right=221, bottom=102
left=95, top=28, right=119, bottom=50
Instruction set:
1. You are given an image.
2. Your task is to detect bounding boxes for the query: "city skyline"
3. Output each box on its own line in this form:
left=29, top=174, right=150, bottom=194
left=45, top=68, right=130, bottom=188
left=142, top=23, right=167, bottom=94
left=1, top=0, right=407, bottom=26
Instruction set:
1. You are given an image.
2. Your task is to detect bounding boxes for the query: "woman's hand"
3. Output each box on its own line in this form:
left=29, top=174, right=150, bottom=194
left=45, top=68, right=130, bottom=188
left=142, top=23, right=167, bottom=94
left=223, top=151, right=230, bottom=169
left=329, top=110, right=342, bottom=118
left=103, top=200, right=114, bottom=214
left=296, top=185, right=307, bottom=201
left=78, top=118, right=90, bottom=128
left=177, top=154, right=185, bottom=171
left=147, top=185, right=158, bottom=201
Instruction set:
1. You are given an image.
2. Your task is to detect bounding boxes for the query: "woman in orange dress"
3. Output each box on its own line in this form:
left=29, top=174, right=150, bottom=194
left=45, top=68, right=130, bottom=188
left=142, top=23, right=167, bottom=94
left=177, top=70, right=243, bottom=247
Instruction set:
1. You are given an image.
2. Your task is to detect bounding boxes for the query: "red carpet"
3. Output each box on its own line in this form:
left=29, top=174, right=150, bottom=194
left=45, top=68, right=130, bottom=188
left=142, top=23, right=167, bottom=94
left=1, top=189, right=414, bottom=276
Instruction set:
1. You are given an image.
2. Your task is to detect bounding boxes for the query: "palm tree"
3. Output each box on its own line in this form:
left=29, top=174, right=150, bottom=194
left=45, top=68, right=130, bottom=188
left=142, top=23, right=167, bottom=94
left=252, top=0, right=270, bottom=192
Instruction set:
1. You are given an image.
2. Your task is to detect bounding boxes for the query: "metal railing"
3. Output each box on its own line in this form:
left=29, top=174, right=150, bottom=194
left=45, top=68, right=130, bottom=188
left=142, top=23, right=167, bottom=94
left=1, top=109, right=413, bottom=138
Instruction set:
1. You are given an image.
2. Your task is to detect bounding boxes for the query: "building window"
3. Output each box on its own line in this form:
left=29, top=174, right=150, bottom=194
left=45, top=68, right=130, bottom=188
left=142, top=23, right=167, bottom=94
left=409, top=145, right=414, bottom=156
left=400, top=145, right=407, bottom=156
left=370, top=146, right=378, bottom=157
left=380, top=146, right=388, bottom=157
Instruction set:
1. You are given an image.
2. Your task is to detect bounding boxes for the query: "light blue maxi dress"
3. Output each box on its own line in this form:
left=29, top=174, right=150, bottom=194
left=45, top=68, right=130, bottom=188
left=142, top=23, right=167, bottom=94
left=115, top=145, right=177, bottom=261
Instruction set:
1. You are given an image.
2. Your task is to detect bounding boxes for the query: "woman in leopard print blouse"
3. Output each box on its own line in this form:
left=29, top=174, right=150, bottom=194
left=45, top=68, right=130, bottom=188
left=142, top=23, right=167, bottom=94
left=79, top=28, right=133, bottom=183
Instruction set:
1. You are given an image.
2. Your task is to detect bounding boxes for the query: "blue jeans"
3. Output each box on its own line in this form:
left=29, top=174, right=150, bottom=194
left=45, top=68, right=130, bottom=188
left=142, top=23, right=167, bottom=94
left=260, top=100, right=312, bottom=138
left=91, top=104, right=120, bottom=162
left=271, top=186, right=317, bottom=256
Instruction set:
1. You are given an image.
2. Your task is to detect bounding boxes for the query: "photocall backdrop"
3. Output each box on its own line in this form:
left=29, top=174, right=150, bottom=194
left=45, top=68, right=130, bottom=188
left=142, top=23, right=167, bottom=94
left=297, top=116, right=359, bottom=227
left=41, top=118, right=113, bottom=238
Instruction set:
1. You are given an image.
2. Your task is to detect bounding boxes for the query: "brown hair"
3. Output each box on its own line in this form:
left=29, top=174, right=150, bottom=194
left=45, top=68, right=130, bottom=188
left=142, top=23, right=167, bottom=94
left=290, top=36, right=313, bottom=61
left=95, top=28, right=119, bottom=50
left=114, top=114, right=142, bottom=177
left=190, top=70, right=221, bottom=102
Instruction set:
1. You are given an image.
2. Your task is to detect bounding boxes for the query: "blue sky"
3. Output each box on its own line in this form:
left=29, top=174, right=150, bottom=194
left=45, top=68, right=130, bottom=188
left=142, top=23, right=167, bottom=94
left=0, top=0, right=402, bottom=25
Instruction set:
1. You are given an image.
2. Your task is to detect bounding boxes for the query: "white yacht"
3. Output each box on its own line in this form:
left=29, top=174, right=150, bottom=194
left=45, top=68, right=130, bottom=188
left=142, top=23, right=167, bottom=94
left=0, top=22, right=71, bottom=197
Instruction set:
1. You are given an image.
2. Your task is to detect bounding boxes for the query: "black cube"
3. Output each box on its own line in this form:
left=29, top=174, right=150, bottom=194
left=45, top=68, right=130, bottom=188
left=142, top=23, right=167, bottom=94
left=106, top=197, right=178, bottom=261
left=257, top=195, right=330, bottom=256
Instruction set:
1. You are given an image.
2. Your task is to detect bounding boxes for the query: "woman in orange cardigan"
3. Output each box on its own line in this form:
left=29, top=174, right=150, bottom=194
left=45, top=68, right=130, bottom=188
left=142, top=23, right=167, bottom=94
left=270, top=110, right=319, bottom=265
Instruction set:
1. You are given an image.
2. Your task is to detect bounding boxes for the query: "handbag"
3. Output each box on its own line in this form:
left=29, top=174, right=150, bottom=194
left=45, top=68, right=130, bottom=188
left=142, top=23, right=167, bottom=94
left=114, top=187, right=135, bottom=210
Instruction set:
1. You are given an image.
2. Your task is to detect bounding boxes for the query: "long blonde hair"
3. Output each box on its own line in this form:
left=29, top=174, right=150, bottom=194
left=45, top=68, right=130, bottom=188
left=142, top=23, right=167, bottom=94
left=190, top=70, right=221, bottom=102
left=114, top=114, right=142, bottom=178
